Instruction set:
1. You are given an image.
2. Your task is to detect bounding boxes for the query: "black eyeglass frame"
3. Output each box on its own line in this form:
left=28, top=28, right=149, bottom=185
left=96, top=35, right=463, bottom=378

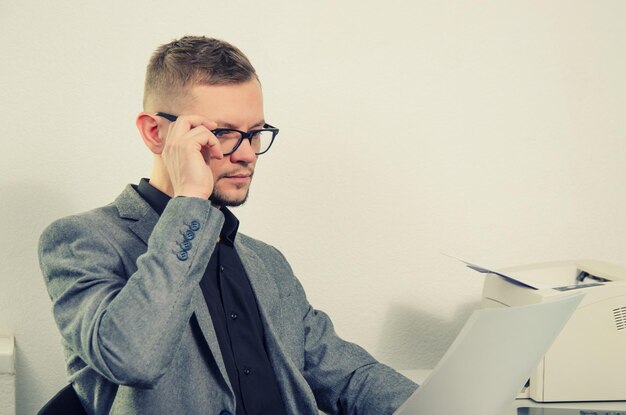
left=155, top=112, right=279, bottom=156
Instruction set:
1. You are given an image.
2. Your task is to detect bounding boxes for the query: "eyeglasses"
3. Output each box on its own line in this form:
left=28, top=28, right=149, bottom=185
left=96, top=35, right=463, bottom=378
left=155, top=112, right=279, bottom=156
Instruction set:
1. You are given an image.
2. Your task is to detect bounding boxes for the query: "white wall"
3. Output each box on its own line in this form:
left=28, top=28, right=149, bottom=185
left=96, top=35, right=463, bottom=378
left=1, top=1, right=625, bottom=413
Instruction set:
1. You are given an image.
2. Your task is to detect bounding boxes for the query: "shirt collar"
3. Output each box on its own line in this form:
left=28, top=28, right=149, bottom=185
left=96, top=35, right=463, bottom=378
left=137, top=178, right=169, bottom=216
left=220, top=206, right=240, bottom=246
left=135, top=178, right=239, bottom=245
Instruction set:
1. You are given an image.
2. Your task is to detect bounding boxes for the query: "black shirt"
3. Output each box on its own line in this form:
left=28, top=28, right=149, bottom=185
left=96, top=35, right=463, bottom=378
left=135, top=179, right=287, bottom=415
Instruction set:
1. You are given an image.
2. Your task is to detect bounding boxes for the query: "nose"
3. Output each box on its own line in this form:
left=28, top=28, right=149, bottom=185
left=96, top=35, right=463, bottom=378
left=230, top=138, right=256, bottom=163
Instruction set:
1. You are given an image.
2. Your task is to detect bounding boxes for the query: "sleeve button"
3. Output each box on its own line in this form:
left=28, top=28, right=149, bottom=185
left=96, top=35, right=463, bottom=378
left=183, top=230, right=195, bottom=240
left=189, top=220, right=201, bottom=231
left=176, top=251, right=189, bottom=261
left=180, top=240, right=192, bottom=251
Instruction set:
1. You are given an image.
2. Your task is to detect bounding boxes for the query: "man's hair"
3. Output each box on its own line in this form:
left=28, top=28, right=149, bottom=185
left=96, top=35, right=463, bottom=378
left=143, top=36, right=258, bottom=110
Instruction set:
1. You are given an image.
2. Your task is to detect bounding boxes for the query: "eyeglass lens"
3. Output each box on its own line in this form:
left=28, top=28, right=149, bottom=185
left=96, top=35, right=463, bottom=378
left=214, top=129, right=274, bottom=155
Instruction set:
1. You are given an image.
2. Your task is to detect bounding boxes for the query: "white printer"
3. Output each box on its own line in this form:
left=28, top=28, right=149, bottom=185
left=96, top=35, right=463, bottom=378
left=480, top=260, right=626, bottom=402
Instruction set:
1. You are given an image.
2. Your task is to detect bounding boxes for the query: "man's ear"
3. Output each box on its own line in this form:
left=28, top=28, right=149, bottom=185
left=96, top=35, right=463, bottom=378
left=136, top=112, right=166, bottom=154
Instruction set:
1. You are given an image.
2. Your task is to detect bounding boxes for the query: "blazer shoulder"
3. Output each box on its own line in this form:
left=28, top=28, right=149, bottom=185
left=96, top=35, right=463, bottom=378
left=40, top=202, right=123, bottom=242
left=40, top=184, right=149, bottom=245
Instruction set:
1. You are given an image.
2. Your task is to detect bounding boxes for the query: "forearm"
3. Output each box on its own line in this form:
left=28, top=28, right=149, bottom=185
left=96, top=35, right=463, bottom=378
left=303, top=306, right=417, bottom=414
left=336, top=363, right=418, bottom=415
left=41, top=197, right=223, bottom=387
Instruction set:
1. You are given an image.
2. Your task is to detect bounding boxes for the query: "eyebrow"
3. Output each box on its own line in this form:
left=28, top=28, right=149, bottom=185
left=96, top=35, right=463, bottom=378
left=217, top=120, right=266, bottom=130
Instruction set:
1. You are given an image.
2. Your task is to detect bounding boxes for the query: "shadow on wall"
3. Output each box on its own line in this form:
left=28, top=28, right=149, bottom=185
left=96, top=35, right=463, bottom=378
left=376, top=300, right=482, bottom=370
left=0, top=180, right=78, bottom=415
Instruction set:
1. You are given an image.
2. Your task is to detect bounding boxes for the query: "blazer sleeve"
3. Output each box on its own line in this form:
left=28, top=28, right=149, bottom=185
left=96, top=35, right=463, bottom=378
left=270, top=247, right=418, bottom=415
left=38, top=197, right=224, bottom=388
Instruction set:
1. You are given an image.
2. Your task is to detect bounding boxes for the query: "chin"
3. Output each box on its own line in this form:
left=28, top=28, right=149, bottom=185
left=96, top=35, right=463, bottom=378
left=210, top=192, right=249, bottom=207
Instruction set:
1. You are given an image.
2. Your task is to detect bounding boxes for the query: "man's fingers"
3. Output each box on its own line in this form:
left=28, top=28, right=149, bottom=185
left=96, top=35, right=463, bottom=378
left=158, top=114, right=221, bottom=199
left=169, top=115, right=218, bottom=134
left=164, top=115, right=223, bottom=160
left=205, top=136, right=224, bottom=160
left=184, top=127, right=223, bottom=160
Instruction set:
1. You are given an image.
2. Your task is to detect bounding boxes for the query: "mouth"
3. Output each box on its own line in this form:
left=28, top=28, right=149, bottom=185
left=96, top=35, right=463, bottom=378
left=222, top=171, right=253, bottom=183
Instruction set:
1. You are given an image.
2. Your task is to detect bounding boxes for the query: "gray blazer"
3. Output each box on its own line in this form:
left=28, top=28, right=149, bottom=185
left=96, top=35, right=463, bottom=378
left=39, top=185, right=417, bottom=415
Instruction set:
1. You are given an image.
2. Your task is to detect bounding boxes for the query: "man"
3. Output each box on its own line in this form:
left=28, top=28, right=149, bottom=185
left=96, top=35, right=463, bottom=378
left=39, top=36, right=417, bottom=415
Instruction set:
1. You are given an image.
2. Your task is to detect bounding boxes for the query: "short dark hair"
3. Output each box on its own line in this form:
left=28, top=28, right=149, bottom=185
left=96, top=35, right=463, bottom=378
left=143, top=36, right=258, bottom=110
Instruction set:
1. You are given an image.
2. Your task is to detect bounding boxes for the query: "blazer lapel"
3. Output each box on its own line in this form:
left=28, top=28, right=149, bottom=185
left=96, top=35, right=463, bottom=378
left=235, top=239, right=319, bottom=414
left=235, top=240, right=281, bottom=313
left=190, top=287, right=233, bottom=392
left=114, top=185, right=158, bottom=245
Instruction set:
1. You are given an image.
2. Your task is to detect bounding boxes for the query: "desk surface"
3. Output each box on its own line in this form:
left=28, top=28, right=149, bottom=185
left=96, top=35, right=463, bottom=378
left=399, top=370, right=626, bottom=415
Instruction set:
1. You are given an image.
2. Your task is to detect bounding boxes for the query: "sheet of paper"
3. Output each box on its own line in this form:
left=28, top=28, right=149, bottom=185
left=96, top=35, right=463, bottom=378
left=443, top=253, right=553, bottom=290
left=394, top=293, right=584, bottom=415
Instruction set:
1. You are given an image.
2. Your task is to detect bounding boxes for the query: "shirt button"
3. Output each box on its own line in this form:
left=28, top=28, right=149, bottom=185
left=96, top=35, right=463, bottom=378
left=243, top=368, right=251, bottom=375
left=230, top=312, right=238, bottom=320
left=220, top=266, right=225, bottom=272
left=189, top=220, right=201, bottom=231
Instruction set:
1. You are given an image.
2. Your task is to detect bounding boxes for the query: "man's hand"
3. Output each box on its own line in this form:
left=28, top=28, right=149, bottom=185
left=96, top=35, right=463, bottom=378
left=160, top=115, right=223, bottom=199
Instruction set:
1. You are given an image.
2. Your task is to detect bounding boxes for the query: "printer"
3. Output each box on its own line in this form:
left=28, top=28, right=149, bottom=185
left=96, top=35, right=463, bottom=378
left=480, top=259, right=626, bottom=402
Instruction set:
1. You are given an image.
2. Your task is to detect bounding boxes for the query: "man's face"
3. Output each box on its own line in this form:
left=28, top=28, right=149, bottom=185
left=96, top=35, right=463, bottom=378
left=183, top=79, right=264, bottom=207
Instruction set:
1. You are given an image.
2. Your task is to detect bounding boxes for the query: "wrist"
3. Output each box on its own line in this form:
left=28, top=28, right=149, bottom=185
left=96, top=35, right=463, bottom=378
left=174, top=187, right=212, bottom=200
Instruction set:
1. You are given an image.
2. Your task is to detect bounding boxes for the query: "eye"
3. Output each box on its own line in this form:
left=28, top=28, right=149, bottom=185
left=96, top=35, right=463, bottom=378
left=213, top=130, right=240, bottom=139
